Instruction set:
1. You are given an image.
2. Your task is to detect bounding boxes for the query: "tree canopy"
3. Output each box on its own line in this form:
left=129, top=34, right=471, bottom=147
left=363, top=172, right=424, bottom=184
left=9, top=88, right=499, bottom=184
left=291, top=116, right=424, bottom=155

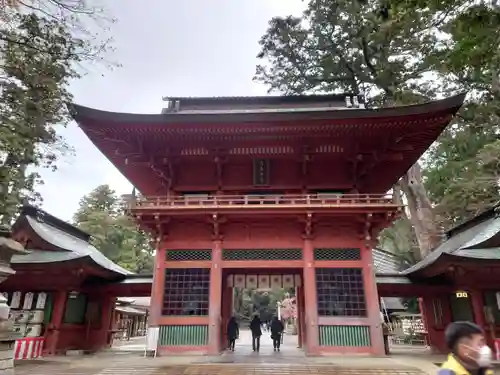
left=0, top=0, right=115, bottom=225
left=256, top=0, right=500, bottom=264
left=73, top=184, right=154, bottom=274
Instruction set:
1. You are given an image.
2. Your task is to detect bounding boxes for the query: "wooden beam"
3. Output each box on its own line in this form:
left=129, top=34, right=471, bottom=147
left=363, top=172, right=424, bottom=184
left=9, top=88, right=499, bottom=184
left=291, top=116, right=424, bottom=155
left=391, top=143, right=414, bottom=152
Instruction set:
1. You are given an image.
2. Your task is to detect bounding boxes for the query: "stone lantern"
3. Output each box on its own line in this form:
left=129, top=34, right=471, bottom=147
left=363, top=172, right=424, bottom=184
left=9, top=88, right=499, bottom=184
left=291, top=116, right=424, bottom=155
left=0, top=226, right=27, bottom=373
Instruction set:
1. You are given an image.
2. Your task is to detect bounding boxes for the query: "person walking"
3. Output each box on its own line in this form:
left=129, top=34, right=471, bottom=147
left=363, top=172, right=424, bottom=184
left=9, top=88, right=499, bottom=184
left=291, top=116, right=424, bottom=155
left=249, top=315, right=262, bottom=352
left=270, top=316, right=284, bottom=352
left=226, top=316, right=239, bottom=352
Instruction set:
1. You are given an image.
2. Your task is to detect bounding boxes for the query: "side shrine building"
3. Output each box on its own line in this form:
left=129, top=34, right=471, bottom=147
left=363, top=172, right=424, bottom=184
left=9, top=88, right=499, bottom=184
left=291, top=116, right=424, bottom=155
left=378, top=203, right=500, bottom=353
left=0, top=206, right=151, bottom=355
left=72, top=93, right=465, bottom=356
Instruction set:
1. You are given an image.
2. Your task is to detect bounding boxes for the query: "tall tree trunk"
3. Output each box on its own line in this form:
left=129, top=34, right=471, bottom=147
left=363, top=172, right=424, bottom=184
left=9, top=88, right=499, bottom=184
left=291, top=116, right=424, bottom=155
left=391, top=184, right=422, bottom=263
left=383, top=95, right=442, bottom=258
left=399, top=163, right=442, bottom=258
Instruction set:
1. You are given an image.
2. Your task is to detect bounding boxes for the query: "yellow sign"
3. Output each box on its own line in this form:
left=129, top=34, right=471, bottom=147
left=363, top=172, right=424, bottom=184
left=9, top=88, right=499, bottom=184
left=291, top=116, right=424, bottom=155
left=456, top=291, right=468, bottom=298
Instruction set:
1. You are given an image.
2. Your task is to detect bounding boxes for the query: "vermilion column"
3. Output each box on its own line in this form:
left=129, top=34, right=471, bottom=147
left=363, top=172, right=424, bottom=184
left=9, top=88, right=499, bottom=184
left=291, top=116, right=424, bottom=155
left=149, top=240, right=165, bottom=328
left=45, top=291, right=67, bottom=355
left=98, top=296, right=116, bottom=349
left=208, top=240, right=222, bottom=354
left=420, top=296, right=445, bottom=352
left=303, top=238, right=319, bottom=354
left=471, top=290, right=486, bottom=329
left=362, top=244, right=385, bottom=355
left=418, top=297, right=430, bottom=348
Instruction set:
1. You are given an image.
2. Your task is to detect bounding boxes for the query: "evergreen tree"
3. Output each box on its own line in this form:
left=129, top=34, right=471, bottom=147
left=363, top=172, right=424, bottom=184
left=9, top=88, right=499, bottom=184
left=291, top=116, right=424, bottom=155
left=73, top=184, right=154, bottom=274
left=255, top=0, right=500, bottom=258
left=255, top=0, right=443, bottom=257
left=0, top=0, right=115, bottom=225
left=422, top=2, right=500, bottom=227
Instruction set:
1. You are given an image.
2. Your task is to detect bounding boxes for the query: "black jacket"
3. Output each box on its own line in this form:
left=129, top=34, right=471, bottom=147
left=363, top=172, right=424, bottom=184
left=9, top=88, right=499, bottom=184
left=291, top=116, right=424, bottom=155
left=249, top=317, right=262, bottom=336
left=227, top=318, right=239, bottom=340
left=270, top=319, right=284, bottom=339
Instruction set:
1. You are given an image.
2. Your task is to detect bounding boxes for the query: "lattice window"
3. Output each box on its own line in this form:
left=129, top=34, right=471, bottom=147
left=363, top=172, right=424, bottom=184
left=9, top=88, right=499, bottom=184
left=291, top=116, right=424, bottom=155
left=316, top=268, right=366, bottom=317
left=162, top=268, right=210, bottom=316
left=314, top=248, right=361, bottom=261
left=222, top=248, right=302, bottom=261
left=166, top=250, right=212, bottom=261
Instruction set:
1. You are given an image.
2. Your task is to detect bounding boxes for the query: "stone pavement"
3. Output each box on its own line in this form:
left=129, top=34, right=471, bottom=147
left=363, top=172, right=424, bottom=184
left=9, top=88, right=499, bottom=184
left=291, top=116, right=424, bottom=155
left=214, top=328, right=304, bottom=362
left=12, top=330, right=440, bottom=375
left=111, top=336, right=147, bottom=352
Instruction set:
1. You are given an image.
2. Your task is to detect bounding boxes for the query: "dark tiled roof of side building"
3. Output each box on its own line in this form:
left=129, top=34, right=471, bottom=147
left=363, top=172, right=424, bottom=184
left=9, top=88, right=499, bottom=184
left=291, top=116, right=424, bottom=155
left=403, top=204, right=500, bottom=275
left=11, top=205, right=132, bottom=276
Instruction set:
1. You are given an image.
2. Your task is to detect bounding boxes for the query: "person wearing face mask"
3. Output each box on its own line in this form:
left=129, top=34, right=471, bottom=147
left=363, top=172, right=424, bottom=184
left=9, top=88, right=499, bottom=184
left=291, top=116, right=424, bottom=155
left=439, top=321, right=493, bottom=375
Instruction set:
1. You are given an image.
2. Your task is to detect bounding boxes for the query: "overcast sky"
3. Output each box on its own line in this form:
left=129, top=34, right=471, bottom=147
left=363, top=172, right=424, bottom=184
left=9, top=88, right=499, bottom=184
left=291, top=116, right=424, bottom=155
left=38, top=0, right=305, bottom=221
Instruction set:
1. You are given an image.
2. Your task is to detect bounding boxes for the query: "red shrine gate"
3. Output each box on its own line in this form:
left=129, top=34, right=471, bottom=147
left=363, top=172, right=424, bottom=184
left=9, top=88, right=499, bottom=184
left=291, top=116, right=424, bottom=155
left=72, top=93, right=465, bottom=356
left=147, top=214, right=395, bottom=356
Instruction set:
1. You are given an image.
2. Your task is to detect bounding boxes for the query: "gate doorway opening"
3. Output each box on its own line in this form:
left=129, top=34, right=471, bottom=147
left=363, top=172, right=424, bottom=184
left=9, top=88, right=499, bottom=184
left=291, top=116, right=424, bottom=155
left=221, top=269, right=305, bottom=357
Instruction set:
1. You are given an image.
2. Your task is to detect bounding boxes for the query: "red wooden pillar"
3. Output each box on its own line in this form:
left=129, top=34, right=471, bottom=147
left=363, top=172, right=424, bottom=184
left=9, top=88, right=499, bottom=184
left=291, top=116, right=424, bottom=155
left=45, top=291, right=67, bottom=355
left=471, top=290, right=486, bottom=329
left=420, top=296, right=446, bottom=352
left=362, top=244, right=385, bottom=355
left=98, top=296, right=116, bottom=349
left=303, top=238, right=319, bottom=354
left=208, top=240, right=222, bottom=354
left=418, top=297, right=430, bottom=347
left=470, top=290, right=496, bottom=349
left=149, top=240, right=166, bottom=328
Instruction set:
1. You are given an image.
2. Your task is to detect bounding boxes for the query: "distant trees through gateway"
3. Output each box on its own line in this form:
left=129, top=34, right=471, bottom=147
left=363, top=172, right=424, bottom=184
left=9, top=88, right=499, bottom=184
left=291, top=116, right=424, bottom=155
left=233, top=287, right=295, bottom=323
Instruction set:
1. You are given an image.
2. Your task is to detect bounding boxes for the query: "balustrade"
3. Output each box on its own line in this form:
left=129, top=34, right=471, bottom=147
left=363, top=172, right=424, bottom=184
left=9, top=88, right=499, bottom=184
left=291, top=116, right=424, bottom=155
left=126, top=193, right=397, bottom=211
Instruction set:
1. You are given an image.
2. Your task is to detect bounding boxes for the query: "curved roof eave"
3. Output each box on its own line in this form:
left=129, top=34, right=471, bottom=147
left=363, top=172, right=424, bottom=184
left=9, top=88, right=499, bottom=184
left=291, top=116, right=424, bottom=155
left=402, top=215, right=500, bottom=276
left=460, top=217, right=500, bottom=249
left=11, top=250, right=133, bottom=279
left=26, top=216, right=132, bottom=276
left=12, top=250, right=83, bottom=264
left=69, top=93, right=466, bottom=126
left=402, top=250, right=500, bottom=276
left=401, top=251, right=453, bottom=275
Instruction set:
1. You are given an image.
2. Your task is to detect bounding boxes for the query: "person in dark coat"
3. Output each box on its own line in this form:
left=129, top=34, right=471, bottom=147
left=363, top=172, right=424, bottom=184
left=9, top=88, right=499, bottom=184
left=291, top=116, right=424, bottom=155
left=226, top=316, right=239, bottom=351
left=270, top=316, right=285, bottom=351
left=249, top=315, right=262, bottom=352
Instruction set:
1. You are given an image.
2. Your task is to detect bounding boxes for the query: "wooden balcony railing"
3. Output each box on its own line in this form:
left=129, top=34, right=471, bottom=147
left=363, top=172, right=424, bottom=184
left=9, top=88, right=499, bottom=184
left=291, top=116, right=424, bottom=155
left=126, top=193, right=398, bottom=212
